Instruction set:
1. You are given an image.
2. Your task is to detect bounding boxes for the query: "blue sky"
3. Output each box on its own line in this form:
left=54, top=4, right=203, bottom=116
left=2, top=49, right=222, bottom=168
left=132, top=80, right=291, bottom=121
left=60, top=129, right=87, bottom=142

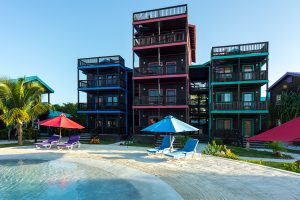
left=0, top=0, right=299, bottom=104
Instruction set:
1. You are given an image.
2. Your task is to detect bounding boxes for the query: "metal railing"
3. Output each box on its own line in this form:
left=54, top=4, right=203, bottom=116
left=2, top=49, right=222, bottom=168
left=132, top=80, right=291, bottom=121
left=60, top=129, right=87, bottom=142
left=134, top=95, right=187, bottom=106
left=78, top=103, right=125, bottom=111
left=78, top=55, right=125, bottom=67
left=78, top=78, right=125, bottom=88
left=133, top=31, right=186, bottom=47
left=133, top=4, right=187, bottom=22
left=211, top=42, right=268, bottom=56
left=134, top=64, right=186, bottom=76
left=212, top=101, right=268, bottom=110
left=213, top=70, right=267, bottom=82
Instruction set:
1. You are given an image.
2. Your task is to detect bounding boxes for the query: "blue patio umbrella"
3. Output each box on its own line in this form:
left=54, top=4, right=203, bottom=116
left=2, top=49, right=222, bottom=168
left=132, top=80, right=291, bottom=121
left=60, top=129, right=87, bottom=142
left=142, top=115, right=199, bottom=150
left=142, top=115, right=199, bottom=133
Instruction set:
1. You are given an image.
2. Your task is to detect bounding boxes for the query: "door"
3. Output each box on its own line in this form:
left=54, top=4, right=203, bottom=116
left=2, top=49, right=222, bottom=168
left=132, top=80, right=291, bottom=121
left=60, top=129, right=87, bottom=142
left=242, top=119, right=254, bottom=137
left=242, top=92, right=254, bottom=109
left=166, top=89, right=176, bottom=104
left=242, top=65, right=254, bottom=80
left=95, top=118, right=104, bottom=134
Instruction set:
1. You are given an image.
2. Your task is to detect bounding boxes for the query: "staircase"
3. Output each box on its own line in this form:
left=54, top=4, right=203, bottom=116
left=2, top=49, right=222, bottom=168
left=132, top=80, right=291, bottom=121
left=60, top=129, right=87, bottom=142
left=242, top=138, right=268, bottom=148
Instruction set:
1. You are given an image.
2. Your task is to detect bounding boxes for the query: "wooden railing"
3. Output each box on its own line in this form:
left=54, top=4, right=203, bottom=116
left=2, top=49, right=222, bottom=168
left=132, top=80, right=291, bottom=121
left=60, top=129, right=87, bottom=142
left=212, top=101, right=268, bottom=110
left=78, top=78, right=125, bottom=88
left=134, top=64, right=186, bottom=76
left=211, top=42, right=268, bottom=56
left=133, top=31, right=186, bottom=47
left=78, top=55, right=125, bottom=67
left=133, top=4, right=187, bottom=22
left=78, top=103, right=125, bottom=111
left=134, top=95, right=187, bottom=106
left=213, top=70, right=267, bottom=82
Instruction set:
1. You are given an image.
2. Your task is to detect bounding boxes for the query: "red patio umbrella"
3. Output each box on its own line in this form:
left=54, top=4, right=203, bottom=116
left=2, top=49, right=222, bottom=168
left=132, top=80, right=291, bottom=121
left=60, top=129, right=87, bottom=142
left=248, top=117, right=300, bottom=142
left=37, top=114, right=84, bottom=136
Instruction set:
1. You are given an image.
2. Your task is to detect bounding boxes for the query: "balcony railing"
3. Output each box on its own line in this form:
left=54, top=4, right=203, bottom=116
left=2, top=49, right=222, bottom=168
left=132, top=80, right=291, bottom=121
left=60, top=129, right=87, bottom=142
left=212, top=101, right=268, bottom=111
left=190, top=82, right=208, bottom=92
left=134, top=96, right=187, bottom=106
left=213, top=70, right=267, bottom=82
left=78, top=103, right=125, bottom=111
left=134, top=64, right=186, bottom=77
left=133, top=4, right=187, bottom=22
left=78, top=55, right=125, bottom=67
left=133, top=31, right=186, bottom=47
left=78, top=78, right=125, bottom=89
left=211, top=42, right=268, bottom=57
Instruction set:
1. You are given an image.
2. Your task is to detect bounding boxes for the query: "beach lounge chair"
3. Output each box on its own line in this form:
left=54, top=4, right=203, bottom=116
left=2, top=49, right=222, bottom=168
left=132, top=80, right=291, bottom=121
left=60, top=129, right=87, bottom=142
left=147, top=135, right=175, bottom=154
left=34, top=134, right=60, bottom=149
left=57, top=135, right=80, bottom=150
left=165, top=138, right=199, bottom=159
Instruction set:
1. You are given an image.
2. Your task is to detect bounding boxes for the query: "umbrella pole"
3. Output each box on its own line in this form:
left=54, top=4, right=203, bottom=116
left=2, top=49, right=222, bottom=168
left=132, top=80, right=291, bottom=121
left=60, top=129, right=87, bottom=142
left=60, top=127, right=61, bottom=137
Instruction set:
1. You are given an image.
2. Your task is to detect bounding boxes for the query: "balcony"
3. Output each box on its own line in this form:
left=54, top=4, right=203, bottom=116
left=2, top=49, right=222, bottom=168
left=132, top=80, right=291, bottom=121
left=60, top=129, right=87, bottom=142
left=78, top=103, right=125, bottom=111
left=134, top=64, right=186, bottom=77
left=134, top=96, right=187, bottom=106
left=212, top=101, right=268, bottom=111
left=133, top=31, right=186, bottom=48
left=133, top=4, right=187, bottom=22
left=190, top=82, right=209, bottom=93
left=213, top=70, right=267, bottom=82
left=78, top=78, right=125, bottom=89
left=78, top=55, right=125, bottom=67
left=211, top=42, right=268, bottom=57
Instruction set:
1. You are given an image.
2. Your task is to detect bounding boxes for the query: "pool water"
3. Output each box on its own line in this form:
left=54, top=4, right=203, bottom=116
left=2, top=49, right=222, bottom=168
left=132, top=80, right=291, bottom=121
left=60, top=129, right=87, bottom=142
left=0, top=159, right=140, bottom=200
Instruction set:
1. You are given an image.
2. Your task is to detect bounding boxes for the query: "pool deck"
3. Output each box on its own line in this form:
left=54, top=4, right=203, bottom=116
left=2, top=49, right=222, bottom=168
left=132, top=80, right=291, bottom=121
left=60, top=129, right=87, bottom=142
left=1, top=143, right=300, bottom=200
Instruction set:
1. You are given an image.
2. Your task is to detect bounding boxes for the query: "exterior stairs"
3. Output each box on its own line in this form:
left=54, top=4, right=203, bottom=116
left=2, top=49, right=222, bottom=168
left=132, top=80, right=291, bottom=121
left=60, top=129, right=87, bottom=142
left=242, top=138, right=268, bottom=148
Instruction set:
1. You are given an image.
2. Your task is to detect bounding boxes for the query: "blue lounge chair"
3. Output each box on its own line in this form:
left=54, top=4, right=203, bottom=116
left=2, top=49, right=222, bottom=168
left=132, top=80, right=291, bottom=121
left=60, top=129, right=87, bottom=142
left=34, top=134, right=60, bottom=149
left=147, top=135, right=175, bottom=154
left=57, top=135, right=80, bottom=150
left=165, top=138, right=199, bottom=159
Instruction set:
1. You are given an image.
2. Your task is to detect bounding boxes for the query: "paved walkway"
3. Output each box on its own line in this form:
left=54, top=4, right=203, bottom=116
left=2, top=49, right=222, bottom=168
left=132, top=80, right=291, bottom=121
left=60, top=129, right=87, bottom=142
left=0, top=143, right=299, bottom=200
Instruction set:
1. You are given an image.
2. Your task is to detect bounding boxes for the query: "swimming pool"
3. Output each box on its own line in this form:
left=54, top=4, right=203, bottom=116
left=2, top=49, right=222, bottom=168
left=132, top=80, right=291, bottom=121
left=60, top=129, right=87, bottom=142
left=0, top=159, right=141, bottom=200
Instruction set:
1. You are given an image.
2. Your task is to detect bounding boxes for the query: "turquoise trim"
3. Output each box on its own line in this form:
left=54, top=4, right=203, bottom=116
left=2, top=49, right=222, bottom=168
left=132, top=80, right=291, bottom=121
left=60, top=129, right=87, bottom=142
left=212, top=52, right=269, bottom=60
left=211, top=110, right=268, bottom=114
left=24, top=76, right=54, bottom=93
left=242, top=119, right=254, bottom=137
left=216, top=92, right=233, bottom=103
left=211, top=80, right=268, bottom=85
left=216, top=118, right=233, bottom=130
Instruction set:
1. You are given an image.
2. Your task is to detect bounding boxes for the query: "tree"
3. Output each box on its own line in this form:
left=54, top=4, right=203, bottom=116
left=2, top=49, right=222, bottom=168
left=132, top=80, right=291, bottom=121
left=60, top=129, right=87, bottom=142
left=0, top=78, right=49, bottom=145
left=53, top=103, right=86, bottom=125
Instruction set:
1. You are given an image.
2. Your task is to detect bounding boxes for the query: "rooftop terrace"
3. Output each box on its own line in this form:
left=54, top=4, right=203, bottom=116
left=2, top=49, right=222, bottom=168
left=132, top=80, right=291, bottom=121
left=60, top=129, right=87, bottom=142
left=78, top=55, right=125, bottom=67
left=133, top=4, right=187, bottom=22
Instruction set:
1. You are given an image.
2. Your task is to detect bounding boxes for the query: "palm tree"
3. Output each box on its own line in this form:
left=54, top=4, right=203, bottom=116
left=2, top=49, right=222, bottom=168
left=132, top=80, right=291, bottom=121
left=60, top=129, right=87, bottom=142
left=0, top=78, right=49, bottom=145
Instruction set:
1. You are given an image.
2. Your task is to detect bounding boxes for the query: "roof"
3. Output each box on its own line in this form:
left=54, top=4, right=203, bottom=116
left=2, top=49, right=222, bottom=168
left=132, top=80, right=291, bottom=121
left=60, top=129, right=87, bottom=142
left=189, top=61, right=210, bottom=69
left=48, top=110, right=72, bottom=118
left=25, top=76, right=54, bottom=93
left=268, top=72, right=300, bottom=91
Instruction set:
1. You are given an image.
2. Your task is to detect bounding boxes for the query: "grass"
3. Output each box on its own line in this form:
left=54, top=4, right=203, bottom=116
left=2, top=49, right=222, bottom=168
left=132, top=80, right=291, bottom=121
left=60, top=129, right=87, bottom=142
left=229, top=146, right=293, bottom=159
left=287, top=149, right=300, bottom=154
left=244, top=160, right=300, bottom=174
left=0, top=141, right=33, bottom=148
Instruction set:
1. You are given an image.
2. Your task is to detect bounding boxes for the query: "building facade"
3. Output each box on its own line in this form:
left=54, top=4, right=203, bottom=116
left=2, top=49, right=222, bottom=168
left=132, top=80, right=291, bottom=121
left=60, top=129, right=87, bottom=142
left=132, top=4, right=196, bottom=134
left=209, top=42, right=269, bottom=144
left=77, top=55, right=132, bottom=138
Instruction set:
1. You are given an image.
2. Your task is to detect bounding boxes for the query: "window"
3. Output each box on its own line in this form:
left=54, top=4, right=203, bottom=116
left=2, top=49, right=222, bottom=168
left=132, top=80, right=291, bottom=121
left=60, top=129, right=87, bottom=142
left=242, top=65, right=254, bottom=80
left=276, top=94, right=281, bottom=105
left=107, top=96, right=118, bottom=105
left=149, top=89, right=162, bottom=104
left=243, top=92, right=254, bottom=109
left=190, top=95, right=198, bottom=105
left=216, top=93, right=232, bottom=103
left=166, top=62, right=177, bottom=74
left=166, top=89, right=176, bottom=104
left=216, top=66, right=233, bottom=79
left=148, top=62, right=163, bottom=74
left=106, top=75, right=117, bottom=85
left=287, top=76, right=293, bottom=83
left=107, top=119, right=118, bottom=128
left=216, top=119, right=232, bottom=130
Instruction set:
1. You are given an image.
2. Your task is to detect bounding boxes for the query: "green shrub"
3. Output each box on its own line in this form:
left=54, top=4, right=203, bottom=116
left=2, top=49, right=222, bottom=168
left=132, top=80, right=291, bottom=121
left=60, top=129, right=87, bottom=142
left=178, top=136, right=189, bottom=148
left=267, top=141, right=286, bottom=157
left=22, top=127, right=38, bottom=140
left=213, top=138, right=223, bottom=145
left=0, top=128, right=8, bottom=140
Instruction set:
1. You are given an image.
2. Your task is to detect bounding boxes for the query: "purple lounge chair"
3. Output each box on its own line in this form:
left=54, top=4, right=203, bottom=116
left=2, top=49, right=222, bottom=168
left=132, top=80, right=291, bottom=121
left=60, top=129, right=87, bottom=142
left=34, top=134, right=61, bottom=149
left=57, top=135, right=80, bottom=150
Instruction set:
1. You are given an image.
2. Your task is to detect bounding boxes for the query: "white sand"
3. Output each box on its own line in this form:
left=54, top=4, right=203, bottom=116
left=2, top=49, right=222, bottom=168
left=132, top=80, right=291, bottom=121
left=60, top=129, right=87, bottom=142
left=1, top=143, right=300, bottom=200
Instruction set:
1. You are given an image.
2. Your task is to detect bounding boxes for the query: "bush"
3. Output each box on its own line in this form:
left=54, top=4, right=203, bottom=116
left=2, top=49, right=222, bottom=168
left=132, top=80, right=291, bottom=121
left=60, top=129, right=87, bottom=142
left=90, top=136, right=100, bottom=144
left=213, top=138, right=223, bottom=145
left=178, top=136, right=189, bottom=148
left=202, top=141, right=239, bottom=160
left=22, top=127, right=38, bottom=140
left=0, top=128, right=8, bottom=140
left=267, top=141, right=286, bottom=157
